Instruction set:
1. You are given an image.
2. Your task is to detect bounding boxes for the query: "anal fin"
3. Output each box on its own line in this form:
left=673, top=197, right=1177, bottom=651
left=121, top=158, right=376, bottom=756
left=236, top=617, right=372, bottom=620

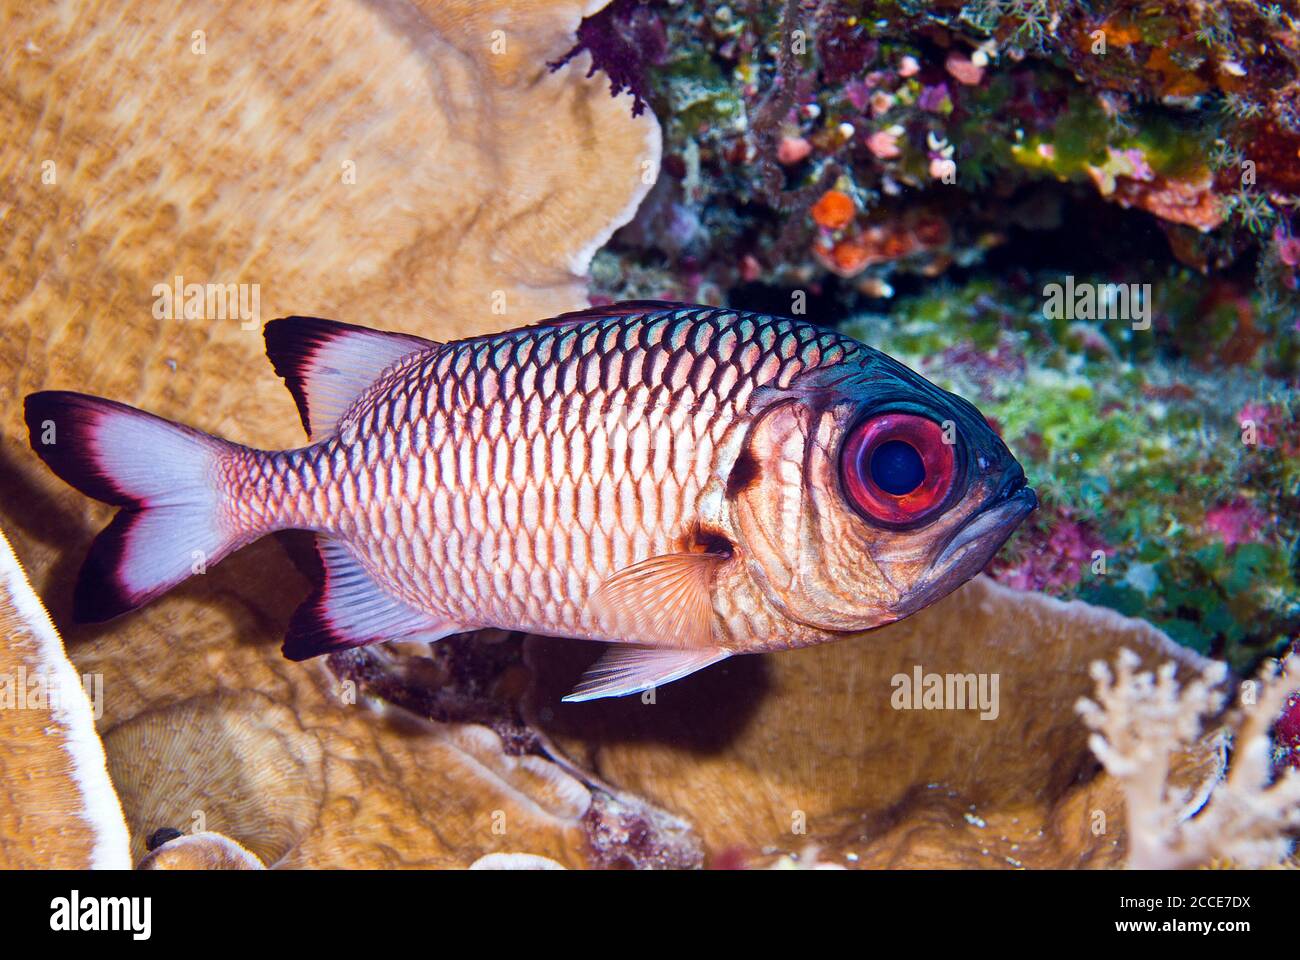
left=563, top=645, right=730, bottom=702
left=283, top=537, right=465, bottom=660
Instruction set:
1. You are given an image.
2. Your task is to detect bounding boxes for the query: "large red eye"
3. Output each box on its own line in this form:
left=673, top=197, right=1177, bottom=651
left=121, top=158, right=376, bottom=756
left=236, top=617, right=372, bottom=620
left=841, top=413, right=956, bottom=525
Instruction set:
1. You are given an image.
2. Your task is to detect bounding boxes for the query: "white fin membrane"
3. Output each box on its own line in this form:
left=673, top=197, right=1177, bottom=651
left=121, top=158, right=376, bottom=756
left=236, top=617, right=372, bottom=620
left=563, top=645, right=731, bottom=702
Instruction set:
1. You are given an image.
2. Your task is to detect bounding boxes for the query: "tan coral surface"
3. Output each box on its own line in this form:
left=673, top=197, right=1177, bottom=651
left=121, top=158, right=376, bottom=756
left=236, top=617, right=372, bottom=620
left=0, top=0, right=659, bottom=452
left=0, top=0, right=656, bottom=868
left=0, top=527, right=129, bottom=869
left=529, top=576, right=1221, bottom=868
left=136, top=831, right=266, bottom=870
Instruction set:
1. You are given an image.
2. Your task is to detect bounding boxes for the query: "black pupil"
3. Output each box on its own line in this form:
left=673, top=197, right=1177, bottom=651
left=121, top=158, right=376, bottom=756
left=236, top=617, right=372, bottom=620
left=869, top=439, right=925, bottom=495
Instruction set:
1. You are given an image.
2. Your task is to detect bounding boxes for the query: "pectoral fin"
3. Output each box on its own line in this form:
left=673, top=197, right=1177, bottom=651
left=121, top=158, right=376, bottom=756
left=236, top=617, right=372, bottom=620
left=563, top=645, right=731, bottom=702
left=587, top=551, right=727, bottom=649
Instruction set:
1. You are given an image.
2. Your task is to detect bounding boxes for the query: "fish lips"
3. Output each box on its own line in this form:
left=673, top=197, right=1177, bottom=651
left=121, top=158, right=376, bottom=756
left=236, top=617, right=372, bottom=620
left=904, top=485, right=1038, bottom=613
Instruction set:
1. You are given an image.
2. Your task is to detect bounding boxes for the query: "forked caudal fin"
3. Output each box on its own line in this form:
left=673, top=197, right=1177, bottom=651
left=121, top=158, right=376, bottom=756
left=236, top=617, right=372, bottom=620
left=24, top=391, right=244, bottom=623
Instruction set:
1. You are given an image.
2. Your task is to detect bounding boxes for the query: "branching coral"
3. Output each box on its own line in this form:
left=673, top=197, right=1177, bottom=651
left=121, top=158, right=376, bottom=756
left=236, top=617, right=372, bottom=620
left=748, top=0, right=845, bottom=262
left=1077, top=649, right=1300, bottom=868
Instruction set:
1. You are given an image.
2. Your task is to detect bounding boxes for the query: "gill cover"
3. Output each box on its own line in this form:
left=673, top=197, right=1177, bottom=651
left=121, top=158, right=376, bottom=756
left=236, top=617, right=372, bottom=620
left=728, top=353, right=1022, bottom=632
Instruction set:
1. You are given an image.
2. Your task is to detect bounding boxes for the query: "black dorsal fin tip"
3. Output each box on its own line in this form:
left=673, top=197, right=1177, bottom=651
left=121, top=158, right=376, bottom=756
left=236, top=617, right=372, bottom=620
left=263, top=316, right=327, bottom=435
left=263, top=316, right=437, bottom=441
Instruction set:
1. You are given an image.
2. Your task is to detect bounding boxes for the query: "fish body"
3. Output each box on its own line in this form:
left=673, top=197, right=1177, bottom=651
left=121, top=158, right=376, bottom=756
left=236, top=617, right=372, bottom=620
left=26, top=301, right=1035, bottom=699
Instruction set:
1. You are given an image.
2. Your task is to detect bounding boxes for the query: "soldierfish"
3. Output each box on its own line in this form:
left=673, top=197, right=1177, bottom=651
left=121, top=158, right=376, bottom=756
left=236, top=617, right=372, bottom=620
left=25, top=301, right=1035, bottom=700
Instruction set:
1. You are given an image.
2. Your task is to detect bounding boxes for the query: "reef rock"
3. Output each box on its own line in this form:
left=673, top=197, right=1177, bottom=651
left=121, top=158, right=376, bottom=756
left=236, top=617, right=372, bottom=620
left=528, top=576, right=1221, bottom=869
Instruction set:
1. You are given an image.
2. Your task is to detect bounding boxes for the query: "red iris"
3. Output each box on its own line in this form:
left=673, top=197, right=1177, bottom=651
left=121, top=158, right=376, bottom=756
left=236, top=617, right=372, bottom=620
left=841, top=413, right=956, bottom=525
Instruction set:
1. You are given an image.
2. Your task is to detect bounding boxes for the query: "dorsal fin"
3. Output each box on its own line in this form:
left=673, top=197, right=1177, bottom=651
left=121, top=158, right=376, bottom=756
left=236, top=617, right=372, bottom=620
left=526, top=300, right=693, bottom=332
left=264, top=316, right=437, bottom=439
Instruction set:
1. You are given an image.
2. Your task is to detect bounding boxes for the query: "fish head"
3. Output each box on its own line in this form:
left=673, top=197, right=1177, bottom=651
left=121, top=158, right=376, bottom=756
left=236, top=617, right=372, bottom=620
left=727, top=348, right=1036, bottom=636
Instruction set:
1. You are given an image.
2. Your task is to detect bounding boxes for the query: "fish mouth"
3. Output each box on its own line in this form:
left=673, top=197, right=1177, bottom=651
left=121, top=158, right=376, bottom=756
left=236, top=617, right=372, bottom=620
left=936, top=484, right=1037, bottom=570
left=905, top=483, right=1038, bottom=612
